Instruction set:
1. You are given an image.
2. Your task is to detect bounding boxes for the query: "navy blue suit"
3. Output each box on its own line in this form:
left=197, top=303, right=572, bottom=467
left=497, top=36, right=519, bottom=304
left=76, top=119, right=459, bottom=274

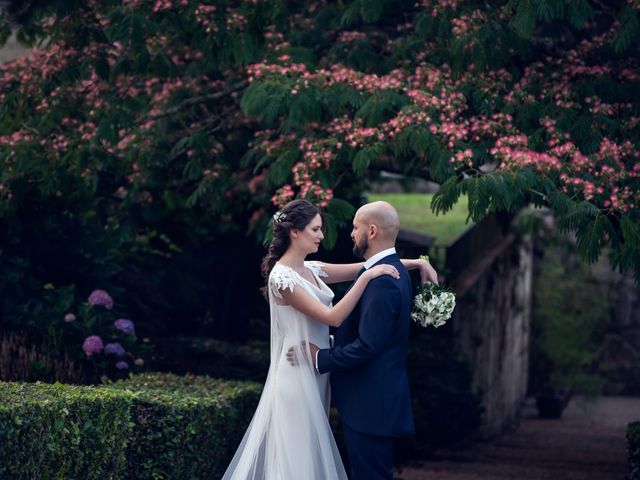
left=317, top=253, right=414, bottom=479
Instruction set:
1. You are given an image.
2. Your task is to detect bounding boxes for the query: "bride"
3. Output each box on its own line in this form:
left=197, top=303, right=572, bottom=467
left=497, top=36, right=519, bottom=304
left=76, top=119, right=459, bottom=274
left=222, top=199, right=434, bottom=479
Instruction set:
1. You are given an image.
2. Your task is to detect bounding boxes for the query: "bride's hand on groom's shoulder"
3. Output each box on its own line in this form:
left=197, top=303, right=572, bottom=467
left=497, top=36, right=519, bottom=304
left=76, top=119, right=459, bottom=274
left=418, top=259, right=439, bottom=285
left=364, top=264, right=400, bottom=281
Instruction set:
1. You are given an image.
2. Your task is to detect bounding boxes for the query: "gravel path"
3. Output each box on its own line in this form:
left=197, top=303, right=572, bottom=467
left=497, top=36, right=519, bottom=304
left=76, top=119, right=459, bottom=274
left=396, top=396, right=639, bottom=480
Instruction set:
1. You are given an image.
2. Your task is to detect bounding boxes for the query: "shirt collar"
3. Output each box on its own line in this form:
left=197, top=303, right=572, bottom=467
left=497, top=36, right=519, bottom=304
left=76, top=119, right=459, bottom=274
left=363, top=247, right=397, bottom=269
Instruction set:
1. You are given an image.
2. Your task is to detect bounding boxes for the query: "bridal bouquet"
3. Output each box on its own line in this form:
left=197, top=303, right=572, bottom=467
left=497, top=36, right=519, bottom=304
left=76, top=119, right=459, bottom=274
left=411, top=256, right=456, bottom=328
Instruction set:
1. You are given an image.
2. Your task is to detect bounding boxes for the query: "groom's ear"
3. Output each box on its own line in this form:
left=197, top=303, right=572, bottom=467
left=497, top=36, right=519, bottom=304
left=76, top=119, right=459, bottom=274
left=368, top=224, right=378, bottom=239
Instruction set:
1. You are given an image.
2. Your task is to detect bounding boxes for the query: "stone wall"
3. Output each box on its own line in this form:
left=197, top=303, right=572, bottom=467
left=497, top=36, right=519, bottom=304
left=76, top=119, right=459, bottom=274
left=451, top=232, right=533, bottom=438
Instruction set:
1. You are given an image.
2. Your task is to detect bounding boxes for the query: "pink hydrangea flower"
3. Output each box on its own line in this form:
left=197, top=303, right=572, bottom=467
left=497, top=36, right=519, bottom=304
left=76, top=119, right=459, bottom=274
left=82, top=335, right=104, bottom=356
left=87, top=289, right=114, bottom=309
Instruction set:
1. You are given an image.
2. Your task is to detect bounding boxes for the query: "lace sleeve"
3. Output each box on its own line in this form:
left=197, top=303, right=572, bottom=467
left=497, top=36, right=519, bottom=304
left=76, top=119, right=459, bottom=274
left=269, top=264, right=298, bottom=299
left=304, top=261, right=328, bottom=278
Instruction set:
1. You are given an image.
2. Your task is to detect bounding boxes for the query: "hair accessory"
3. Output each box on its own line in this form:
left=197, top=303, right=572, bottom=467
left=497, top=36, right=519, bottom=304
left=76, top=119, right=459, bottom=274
left=273, top=211, right=287, bottom=223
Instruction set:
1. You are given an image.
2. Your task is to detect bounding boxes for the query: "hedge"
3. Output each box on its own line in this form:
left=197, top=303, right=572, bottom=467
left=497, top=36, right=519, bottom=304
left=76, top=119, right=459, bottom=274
left=110, top=373, right=262, bottom=480
left=629, top=421, right=640, bottom=480
left=0, top=382, right=131, bottom=479
left=0, top=373, right=262, bottom=480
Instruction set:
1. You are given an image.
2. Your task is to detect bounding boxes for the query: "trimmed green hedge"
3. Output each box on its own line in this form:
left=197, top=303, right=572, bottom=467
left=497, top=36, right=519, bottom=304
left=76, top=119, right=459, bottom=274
left=0, top=382, right=131, bottom=479
left=110, top=373, right=262, bottom=480
left=0, top=373, right=262, bottom=480
left=629, top=421, right=640, bottom=480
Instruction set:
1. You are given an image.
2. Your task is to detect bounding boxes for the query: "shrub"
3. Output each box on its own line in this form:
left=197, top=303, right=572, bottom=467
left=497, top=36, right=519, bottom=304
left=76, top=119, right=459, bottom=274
left=0, top=382, right=132, bottom=479
left=0, top=285, right=150, bottom=385
left=69, top=288, right=150, bottom=383
left=629, top=422, right=640, bottom=480
left=406, top=330, right=483, bottom=451
left=0, top=373, right=262, bottom=479
left=110, top=373, right=262, bottom=480
left=530, top=246, right=608, bottom=395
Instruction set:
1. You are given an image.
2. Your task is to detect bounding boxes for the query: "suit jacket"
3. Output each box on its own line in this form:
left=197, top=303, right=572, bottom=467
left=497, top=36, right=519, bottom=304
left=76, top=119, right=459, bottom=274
left=317, top=253, right=415, bottom=437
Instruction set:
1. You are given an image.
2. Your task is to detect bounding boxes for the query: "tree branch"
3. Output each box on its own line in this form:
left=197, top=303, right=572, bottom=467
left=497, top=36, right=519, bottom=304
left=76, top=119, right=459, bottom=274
left=134, top=80, right=248, bottom=126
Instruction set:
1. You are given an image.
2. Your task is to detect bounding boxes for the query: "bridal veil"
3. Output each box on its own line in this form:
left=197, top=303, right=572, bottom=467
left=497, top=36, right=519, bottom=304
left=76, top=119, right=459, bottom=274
left=221, top=262, right=347, bottom=479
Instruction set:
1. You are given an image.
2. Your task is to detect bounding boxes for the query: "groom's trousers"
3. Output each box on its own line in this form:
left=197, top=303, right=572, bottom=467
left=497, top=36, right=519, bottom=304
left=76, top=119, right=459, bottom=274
left=342, top=423, right=394, bottom=480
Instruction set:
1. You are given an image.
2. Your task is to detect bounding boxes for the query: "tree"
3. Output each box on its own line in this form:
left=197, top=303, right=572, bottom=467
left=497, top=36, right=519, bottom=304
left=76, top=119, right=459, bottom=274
left=1, top=0, right=639, bottom=295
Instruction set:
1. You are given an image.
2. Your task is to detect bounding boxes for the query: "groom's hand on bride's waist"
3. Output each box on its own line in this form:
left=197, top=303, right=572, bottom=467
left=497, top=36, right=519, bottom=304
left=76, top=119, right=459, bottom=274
left=286, top=341, right=319, bottom=368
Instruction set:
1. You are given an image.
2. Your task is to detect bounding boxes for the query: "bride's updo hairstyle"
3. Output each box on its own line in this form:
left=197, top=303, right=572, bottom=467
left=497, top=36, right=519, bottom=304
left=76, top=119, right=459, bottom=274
left=261, top=199, right=322, bottom=283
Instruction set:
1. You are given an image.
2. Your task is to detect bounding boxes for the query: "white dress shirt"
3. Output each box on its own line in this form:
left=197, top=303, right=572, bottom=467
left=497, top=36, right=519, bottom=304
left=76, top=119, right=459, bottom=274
left=362, top=247, right=397, bottom=270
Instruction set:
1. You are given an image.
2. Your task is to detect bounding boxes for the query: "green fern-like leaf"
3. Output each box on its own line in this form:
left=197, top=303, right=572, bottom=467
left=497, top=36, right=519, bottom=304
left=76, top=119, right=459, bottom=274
left=608, top=244, right=640, bottom=284
left=356, top=91, right=406, bottom=127
left=341, top=0, right=361, bottom=26
left=328, top=197, right=355, bottom=220
left=186, top=178, right=212, bottom=208
left=353, top=143, right=383, bottom=175
left=486, top=172, right=513, bottom=211
left=556, top=201, right=599, bottom=233
left=231, top=32, right=258, bottom=66
left=613, top=6, right=640, bottom=53
left=287, top=88, right=321, bottom=129
left=325, top=84, right=364, bottom=115
left=535, top=0, right=554, bottom=22
left=621, top=215, right=640, bottom=249
left=569, top=0, right=595, bottom=29
left=263, top=87, right=290, bottom=126
left=427, top=144, right=455, bottom=183
left=325, top=198, right=356, bottom=245
left=510, top=0, right=536, bottom=38
left=463, top=175, right=491, bottom=222
left=575, top=213, right=606, bottom=264
left=547, top=189, right=574, bottom=215
left=395, top=125, right=431, bottom=157
left=431, top=176, right=462, bottom=215
left=241, top=82, right=270, bottom=117
left=265, top=150, right=299, bottom=185
left=394, top=126, right=416, bottom=157
left=322, top=213, right=339, bottom=249
left=360, top=0, right=386, bottom=23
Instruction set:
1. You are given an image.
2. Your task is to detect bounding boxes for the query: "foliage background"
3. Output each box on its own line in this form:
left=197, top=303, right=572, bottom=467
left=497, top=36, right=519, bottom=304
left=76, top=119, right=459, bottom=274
left=1, top=0, right=639, bottom=345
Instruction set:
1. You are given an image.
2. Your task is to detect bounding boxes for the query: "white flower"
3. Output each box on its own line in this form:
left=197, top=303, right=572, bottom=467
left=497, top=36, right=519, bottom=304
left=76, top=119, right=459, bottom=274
left=411, top=283, right=456, bottom=328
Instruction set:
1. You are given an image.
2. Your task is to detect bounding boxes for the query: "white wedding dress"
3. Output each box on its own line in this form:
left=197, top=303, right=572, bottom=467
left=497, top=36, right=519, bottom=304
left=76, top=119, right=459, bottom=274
left=221, top=261, right=348, bottom=479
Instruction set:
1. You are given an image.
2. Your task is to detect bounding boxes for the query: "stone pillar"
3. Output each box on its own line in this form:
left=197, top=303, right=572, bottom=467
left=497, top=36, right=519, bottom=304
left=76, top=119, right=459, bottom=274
left=452, top=234, right=533, bottom=437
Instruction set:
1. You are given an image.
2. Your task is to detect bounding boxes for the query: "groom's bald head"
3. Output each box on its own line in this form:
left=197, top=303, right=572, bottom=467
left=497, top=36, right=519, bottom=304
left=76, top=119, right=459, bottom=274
left=355, top=201, right=400, bottom=244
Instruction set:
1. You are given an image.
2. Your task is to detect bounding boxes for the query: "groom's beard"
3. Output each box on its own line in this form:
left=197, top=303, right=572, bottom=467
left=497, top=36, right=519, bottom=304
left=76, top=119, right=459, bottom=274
left=352, top=236, right=368, bottom=259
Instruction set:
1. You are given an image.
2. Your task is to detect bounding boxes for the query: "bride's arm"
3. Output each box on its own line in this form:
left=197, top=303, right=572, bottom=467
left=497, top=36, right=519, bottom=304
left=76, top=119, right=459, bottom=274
left=279, top=264, right=399, bottom=327
left=315, top=262, right=364, bottom=284
left=318, top=257, right=438, bottom=285
left=400, top=257, right=439, bottom=285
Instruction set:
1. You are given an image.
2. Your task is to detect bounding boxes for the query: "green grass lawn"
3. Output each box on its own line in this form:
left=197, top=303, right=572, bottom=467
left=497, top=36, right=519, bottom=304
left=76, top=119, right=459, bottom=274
left=367, top=193, right=472, bottom=246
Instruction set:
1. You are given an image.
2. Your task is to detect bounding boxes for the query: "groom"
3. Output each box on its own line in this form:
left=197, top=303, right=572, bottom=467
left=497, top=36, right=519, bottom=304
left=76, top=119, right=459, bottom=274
left=313, top=201, right=416, bottom=479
